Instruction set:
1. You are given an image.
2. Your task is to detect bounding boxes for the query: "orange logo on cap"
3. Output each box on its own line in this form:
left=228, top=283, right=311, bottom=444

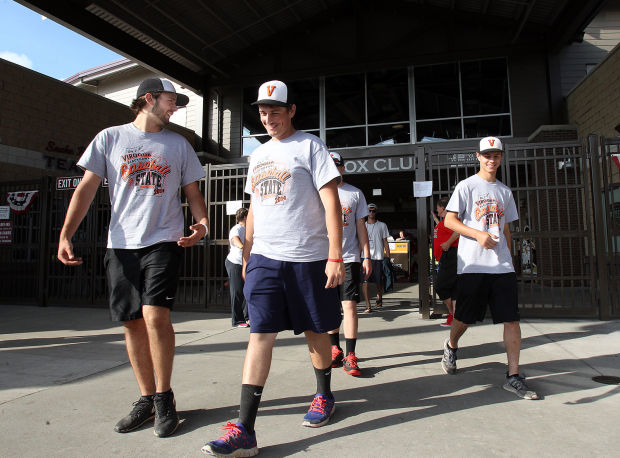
left=266, top=85, right=276, bottom=96
left=489, top=139, right=495, bottom=146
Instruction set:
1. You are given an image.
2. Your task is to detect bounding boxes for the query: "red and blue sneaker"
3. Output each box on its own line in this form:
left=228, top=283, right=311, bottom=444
left=302, top=393, right=335, bottom=427
left=331, top=345, right=344, bottom=367
left=201, top=421, right=258, bottom=457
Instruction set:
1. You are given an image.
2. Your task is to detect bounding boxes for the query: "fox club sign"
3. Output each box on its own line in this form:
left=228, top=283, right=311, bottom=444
left=343, top=156, right=415, bottom=174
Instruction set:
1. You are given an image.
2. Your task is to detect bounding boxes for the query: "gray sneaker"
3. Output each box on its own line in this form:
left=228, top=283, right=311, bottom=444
left=441, top=338, right=457, bottom=374
left=503, top=374, right=539, bottom=400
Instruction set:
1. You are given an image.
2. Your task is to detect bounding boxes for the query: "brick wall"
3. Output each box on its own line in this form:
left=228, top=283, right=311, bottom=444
left=566, top=43, right=620, bottom=138
left=0, top=59, right=199, bottom=182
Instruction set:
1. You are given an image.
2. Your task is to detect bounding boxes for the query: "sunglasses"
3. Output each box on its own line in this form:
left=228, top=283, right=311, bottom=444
left=369, top=209, right=376, bottom=213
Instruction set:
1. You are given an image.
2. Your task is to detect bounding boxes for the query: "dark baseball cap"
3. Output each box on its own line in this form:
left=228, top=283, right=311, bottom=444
left=136, top=78, right=189, bottom=107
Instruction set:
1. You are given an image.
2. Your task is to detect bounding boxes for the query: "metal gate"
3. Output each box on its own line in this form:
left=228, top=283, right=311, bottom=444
left=204, top=163, right=250, bottom=311
left=0, top=174, right=212, bottom=311
left=1, top=138, right=617, bottom=318
left=419, top=138, right=612, bottom=318
left=596, top=136, right=620, bottom=318
left=0, top=178, right=46, bottom=305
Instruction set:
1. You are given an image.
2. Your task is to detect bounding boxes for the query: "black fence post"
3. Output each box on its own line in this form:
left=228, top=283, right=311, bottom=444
left=588, top=134, right=610, bottom=320
left=415, top=146, right=430, bottom=319
left=37, top=176, right=50, bottom=307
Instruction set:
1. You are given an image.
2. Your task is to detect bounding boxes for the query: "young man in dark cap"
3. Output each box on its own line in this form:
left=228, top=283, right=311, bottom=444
left=58, top=78, right=209, bottom=437
left=362, top=203, right=390, bottom=313
left=440, top=136, right=539, bottom=400
left=327, top=152, right=372, bottom=376
left=202, top=80, right=345, bottom=457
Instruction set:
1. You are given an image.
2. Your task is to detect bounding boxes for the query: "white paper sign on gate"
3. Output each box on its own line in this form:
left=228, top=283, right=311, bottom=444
left=413, top=181, right=433, bottom=197
left=226, top=200, right=243, bottom=215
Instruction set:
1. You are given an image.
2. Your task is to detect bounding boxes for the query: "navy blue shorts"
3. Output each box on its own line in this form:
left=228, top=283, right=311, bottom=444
left=243, top=254, right=342, bottom=335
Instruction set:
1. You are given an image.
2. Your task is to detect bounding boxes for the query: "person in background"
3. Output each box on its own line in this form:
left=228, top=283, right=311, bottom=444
left=327, top=152, right=372, bottom=376
left=432, top=197, right=459, bottom=327
left=226, top=207, right=250, bottom=328
left=362, top=203, right=390, bottom=313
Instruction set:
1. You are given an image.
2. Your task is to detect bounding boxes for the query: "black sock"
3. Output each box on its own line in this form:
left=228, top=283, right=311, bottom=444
left=329, top=333, right=341, bottom=349
left=314, top=366, right=332, bottom=398
left=508, top=373, right=519, bottom=378
left=154, top=389, right=172, bottom=397
left=239, top=384, right=262, bottom=434
left=345, top=338, right=357, bottom=355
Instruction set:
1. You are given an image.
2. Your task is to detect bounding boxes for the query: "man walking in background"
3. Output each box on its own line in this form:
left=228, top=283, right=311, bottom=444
left=362, top=203, right=390, bottom=313
left=327, top=152, right=372, bottom=376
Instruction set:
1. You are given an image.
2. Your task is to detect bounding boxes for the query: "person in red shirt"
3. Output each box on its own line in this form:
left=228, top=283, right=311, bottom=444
left=432, top=197, right=459, bottom=326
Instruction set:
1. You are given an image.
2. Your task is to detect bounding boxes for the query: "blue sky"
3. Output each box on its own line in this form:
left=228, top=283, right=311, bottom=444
left=0, top=0, right=122, bottom=80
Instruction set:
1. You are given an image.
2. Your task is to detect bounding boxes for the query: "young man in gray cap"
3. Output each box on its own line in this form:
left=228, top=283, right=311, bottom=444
left=440, top=136, right=539, bottom=400
left=202, top=80, right=344, bottom=457
left=327, top=152, right=372, bottom=376
left=58, top=77, right=209, bottom=437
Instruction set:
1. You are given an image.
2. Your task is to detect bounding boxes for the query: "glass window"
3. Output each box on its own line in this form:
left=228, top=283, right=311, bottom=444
left=325, top=74, right=365, bottom=127
left=326, top=127, right=366, bottom=148
left=288, top=79, right=319, bottom=131
left=416, top=119, right=462, bottom=142
left=242, top=86, right=263, bottom=136
left=463, top=115, right=512, bottom=138
left=368, top=124, right=410, bottom=146
left=461, top=59, right=510, bottom=116
left=367, top=69, right=409, bottom=124
left=414, top=63, right=460, bottom=120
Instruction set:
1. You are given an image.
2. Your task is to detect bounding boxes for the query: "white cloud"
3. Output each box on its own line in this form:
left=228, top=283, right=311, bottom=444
left=0, top=51, right=33, bottom=69
left=41, top=15, right=47, bottom=21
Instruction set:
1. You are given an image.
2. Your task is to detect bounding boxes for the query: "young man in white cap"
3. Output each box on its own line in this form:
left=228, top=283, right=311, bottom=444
left=202, top=80, right=344, bottom=457
left=440, top=136, right=539, bottom=400
left=58, top=77, right=209, bottom=437
left=327, top=152, right=372, bottom=376
left=362, top=203, right=390, bottom=313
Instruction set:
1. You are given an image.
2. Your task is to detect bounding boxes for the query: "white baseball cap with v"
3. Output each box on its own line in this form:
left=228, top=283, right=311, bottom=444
left=479, top=136, right=504, bottom=153
left=251, top=80, right=291, bottom=107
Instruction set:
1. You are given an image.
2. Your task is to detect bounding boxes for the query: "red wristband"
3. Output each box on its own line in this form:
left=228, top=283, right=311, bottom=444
left=328, top=258, right=344, bottom=263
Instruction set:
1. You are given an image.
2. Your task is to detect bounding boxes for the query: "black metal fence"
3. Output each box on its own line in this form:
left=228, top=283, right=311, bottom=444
left=1, top=136, right=617, bottom=318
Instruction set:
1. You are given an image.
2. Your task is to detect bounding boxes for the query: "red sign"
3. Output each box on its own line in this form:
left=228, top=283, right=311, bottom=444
left=0, top=220, right=12, bottom=244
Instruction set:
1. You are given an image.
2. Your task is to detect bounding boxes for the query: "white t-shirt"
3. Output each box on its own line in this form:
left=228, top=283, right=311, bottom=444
left=227, top=223, right=245, bottom=265
left=244, top=130, right=340, bottom=262
left=447, top=174, right=518, bottom=274
left=365, top=220, right=389, bottom=260
left=77, top=123, right=205, bottom=249
left=338, top=182, right=369, bottom=263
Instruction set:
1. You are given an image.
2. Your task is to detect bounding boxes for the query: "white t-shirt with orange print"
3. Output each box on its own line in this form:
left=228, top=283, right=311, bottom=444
left=244, top=130, right=340, bottom=262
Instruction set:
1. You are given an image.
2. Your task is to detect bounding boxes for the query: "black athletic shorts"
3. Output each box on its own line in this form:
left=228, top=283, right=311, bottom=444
left=435, top=247, right=458, bottom=301
left=104, top=242, right=183, bottom=322
left=454, top=272, right=519, bottom=325
left=338, top=262, right=361, bottom=302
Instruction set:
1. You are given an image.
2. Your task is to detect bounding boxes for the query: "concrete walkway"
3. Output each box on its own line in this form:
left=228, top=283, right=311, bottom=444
left=1, top=298, right=619, bottom=457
